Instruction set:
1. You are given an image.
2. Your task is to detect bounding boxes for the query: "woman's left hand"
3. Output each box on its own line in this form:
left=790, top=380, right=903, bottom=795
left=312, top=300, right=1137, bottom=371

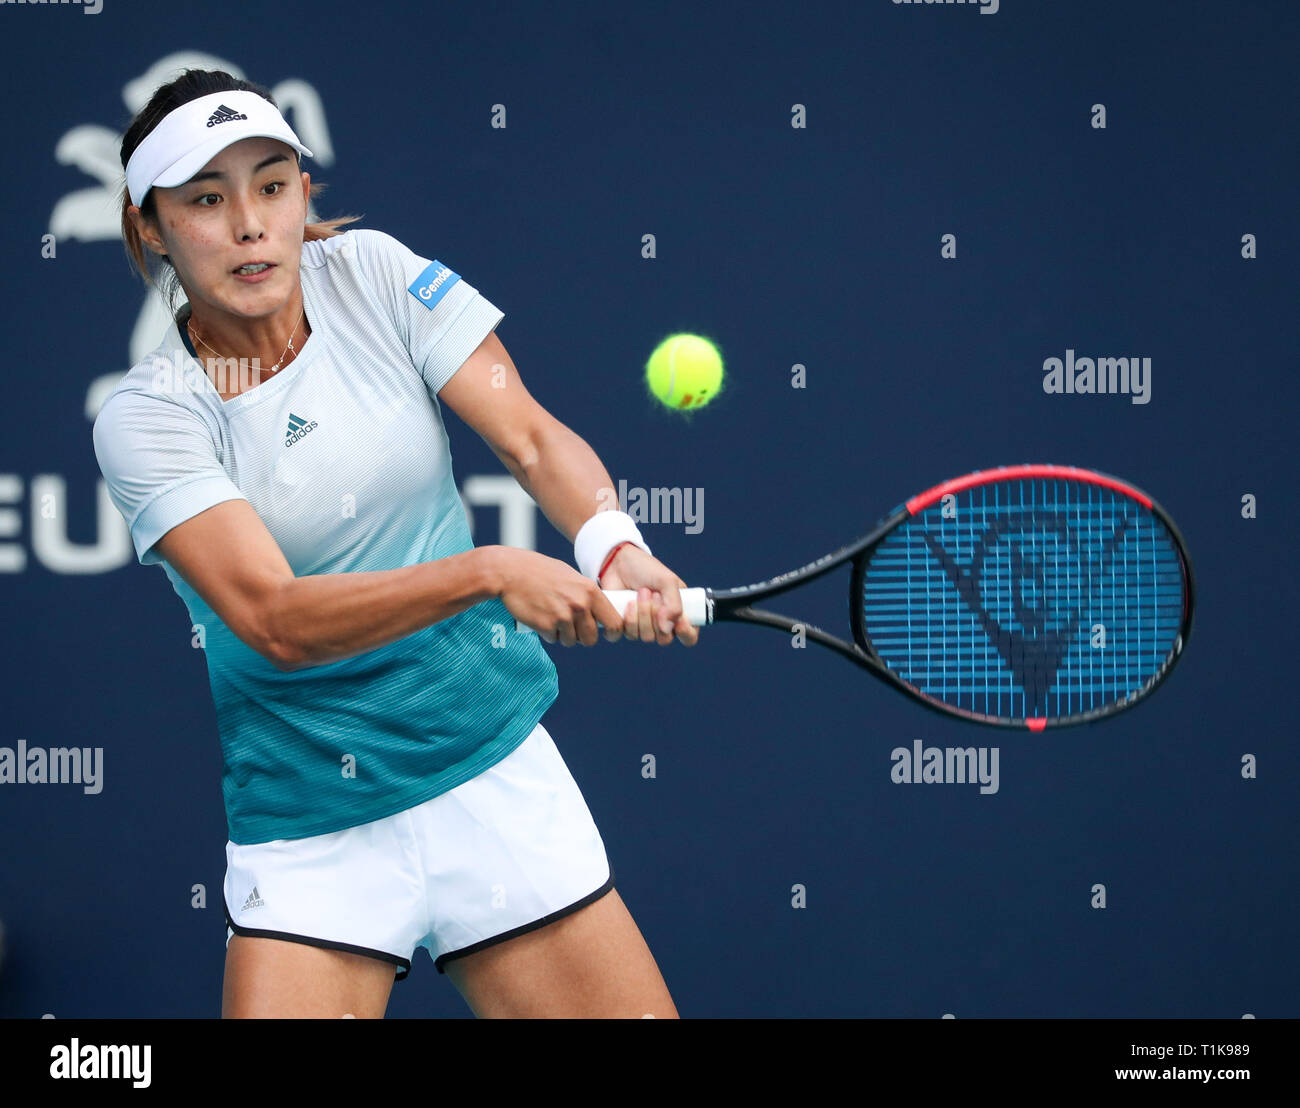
left=597, top=545, right=700, bottom=646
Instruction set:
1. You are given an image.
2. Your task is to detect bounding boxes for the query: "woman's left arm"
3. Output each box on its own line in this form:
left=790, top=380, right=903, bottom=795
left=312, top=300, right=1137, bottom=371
left=437, top=331, right=697, bottom=646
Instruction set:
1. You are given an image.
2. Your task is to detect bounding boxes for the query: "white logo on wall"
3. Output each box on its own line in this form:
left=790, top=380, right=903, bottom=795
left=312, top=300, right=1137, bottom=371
left=11, top=54, right=538, bottom=574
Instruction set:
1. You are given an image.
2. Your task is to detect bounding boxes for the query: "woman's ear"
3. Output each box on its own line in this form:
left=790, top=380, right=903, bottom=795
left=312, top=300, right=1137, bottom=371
left=128, top=204, right=167, bottom=257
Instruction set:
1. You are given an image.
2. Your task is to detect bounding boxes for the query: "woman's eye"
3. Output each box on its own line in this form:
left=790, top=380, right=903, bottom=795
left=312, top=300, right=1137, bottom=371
left=193, top=182, right=284, bottom=206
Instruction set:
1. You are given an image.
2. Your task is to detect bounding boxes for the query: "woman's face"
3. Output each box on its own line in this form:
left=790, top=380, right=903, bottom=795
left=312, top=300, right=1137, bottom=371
left=132, top=135, right=311, bottom=321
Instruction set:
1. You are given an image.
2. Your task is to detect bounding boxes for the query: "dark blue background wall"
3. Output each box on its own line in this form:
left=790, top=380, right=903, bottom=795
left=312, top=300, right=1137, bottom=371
left=0, top=0, right=1294, bottom=1018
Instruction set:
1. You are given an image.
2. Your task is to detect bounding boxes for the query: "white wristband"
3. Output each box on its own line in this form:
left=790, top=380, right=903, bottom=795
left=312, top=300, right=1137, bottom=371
left=574, top=510, right=651, bottom=580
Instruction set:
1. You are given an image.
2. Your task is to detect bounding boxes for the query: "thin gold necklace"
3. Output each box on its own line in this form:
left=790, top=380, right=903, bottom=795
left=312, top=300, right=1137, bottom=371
left=188, top=307, right=306, bottom=377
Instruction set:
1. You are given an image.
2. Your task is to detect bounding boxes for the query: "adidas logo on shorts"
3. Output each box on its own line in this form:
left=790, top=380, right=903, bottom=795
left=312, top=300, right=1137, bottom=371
left=242, top=887, right=265, bottom=911
left=207, top=104, right=249, bottom=128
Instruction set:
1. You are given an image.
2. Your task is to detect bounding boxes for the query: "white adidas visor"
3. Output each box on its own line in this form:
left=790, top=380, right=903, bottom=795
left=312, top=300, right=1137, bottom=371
left=125, top=89, right=313, bottom=208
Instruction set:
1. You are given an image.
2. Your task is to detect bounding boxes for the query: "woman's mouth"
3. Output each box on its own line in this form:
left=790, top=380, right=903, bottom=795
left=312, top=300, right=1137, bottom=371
left=233, top=262, right=275, bottom=283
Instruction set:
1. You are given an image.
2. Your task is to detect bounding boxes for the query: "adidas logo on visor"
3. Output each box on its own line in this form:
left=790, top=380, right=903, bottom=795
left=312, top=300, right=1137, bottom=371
left=206, top=104, right=249, bottom=128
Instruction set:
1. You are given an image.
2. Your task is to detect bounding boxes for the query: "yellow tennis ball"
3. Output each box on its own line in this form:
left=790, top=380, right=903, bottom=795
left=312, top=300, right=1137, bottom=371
left=645, top=334, right=724, bottom=410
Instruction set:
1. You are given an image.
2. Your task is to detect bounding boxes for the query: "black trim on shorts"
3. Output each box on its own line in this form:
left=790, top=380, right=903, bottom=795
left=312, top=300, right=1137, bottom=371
left=433, top=866, right=617, bottom=974
left=224, top=896, right=413, bottom=981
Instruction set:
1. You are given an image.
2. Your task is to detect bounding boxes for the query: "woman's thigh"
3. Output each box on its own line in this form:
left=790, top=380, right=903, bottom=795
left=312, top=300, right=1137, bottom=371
left=222, top=935, right=398, bottom=1018
left=443, top=888, right=678, bottom=1019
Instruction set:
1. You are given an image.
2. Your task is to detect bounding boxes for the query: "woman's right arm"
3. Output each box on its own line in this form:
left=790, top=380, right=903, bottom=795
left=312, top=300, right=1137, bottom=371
left=154, top=499, right=625, bottom=672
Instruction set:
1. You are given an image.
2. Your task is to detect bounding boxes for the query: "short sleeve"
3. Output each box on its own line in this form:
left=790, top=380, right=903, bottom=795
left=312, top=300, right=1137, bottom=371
left=92, top=390, right=248, bottom=566
left=348, top=229, right=505, bottom=396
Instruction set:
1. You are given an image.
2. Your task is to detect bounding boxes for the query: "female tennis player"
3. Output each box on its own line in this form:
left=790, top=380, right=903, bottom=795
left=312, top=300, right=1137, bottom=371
left=93, top=69, right=697, bottom=1019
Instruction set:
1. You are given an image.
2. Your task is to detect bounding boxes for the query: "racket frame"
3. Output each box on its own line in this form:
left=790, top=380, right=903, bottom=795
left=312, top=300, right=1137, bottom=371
left=701, top=465, right=1194, bottom=730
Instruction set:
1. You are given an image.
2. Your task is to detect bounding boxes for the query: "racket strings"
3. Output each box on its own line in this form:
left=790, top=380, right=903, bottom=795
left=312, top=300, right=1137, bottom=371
left=860, top=477, right=1185, bottom=723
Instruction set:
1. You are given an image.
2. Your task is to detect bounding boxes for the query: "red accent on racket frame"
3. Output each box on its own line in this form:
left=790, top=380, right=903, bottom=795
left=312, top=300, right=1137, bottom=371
left=904, top=465, right=1155, bottom=515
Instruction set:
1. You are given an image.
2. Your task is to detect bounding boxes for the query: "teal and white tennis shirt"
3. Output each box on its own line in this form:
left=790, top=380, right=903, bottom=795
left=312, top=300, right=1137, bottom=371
left=92, top=229, right=558, bottom=845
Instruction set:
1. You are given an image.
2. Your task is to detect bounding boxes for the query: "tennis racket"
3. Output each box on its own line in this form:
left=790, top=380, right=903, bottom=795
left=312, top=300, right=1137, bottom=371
left=521, top=465, right=1194, bottom=729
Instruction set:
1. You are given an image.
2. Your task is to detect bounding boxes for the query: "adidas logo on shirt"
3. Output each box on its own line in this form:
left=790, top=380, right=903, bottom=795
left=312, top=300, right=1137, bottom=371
left=206, top=104, right=249, bottom=128
left=242, top=887, right=265, bottom=911
left=284, top=412, right=318, bottom=447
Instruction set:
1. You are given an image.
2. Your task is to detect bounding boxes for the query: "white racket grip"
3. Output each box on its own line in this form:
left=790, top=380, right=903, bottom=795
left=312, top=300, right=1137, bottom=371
left=513, top=587, right=711, bottom=634
left=602, top=587, right=710, bottom=627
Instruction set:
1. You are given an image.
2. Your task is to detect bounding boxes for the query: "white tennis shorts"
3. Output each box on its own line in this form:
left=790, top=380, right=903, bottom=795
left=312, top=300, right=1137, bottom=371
left=223, top=720, right=613, bottom=979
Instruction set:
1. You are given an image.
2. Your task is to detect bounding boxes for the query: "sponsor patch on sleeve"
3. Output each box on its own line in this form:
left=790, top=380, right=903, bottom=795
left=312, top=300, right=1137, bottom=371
left=407, top=261, right=462, bottom=310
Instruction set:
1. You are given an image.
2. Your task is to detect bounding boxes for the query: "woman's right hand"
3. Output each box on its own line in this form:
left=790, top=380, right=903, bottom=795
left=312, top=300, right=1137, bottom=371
left=490, top=546, right=626, bottom=646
